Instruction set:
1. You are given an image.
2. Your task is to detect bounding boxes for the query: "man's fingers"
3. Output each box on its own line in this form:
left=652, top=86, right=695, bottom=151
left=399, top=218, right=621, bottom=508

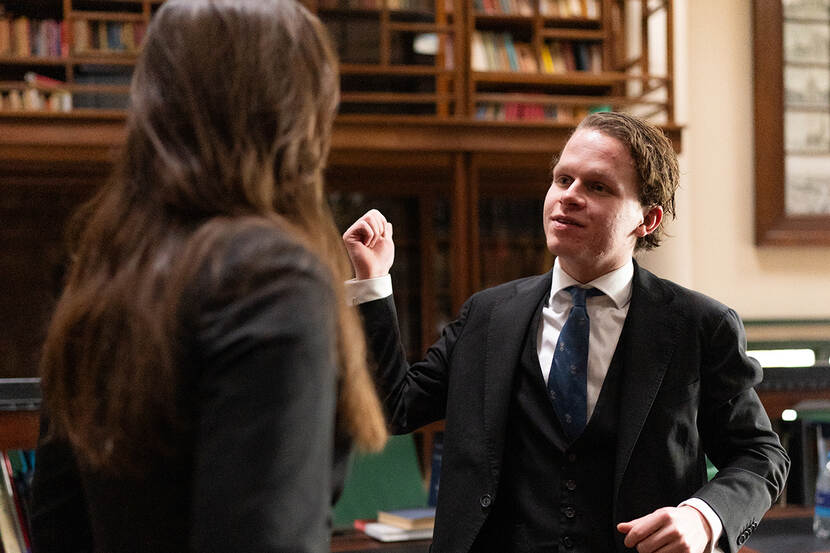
left=617, top=521, right=633, bottom=534
left=618, top=510, right=666, bottom=549
left=343, top=219, right=375, bottom=246
left=627, top=525, right=674, bottom=553
left=363, top=209, right=388, bottom=248
left=619, top=507, right=709, bottom=553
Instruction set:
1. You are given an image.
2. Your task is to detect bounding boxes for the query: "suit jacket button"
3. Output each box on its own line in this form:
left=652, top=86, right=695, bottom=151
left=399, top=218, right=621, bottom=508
left=480, top=494, right=493, bottom=509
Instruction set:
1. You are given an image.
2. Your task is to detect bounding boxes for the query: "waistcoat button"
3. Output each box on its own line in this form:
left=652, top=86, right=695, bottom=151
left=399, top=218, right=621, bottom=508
left=480, top=494, right=493, bottom=509
left=563, top=506, right=576, bottom=518
left=565, top=479, right=577, bottom=491
left=562, top=536, right=574, bottom=549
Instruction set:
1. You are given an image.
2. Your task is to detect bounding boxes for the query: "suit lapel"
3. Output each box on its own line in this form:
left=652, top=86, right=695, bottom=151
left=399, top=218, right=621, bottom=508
left=483, top=272, right=551, bottom=478
left=613, top=263, right=680, bottom=499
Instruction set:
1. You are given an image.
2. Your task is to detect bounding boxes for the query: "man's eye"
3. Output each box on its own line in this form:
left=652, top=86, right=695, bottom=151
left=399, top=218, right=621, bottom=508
left=554, top=176, right=571, bottom=186
left=590, top=183, right=606, bottom=192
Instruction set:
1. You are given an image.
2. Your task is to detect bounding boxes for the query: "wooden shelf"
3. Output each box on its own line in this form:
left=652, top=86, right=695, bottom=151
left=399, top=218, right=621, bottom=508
left=0, top=56, right=68, bottom=66
left=0, top=54, right=139, bottom=65
left=0, top=411, right=39, bottom=451
left=0, top=114, right=682, bottom=169
left=473, top=14, right=536, bottom=25
left=540, top=17, right=601, bottom=26
left=69, top=11, right=148, bottom=22
left=472, top=70, right=624, bottom=86
left=340, top=64, right=454, bottom=76
left=72, top=0, right=162, bottom=4
left=538, top=28, right=604, bottom=40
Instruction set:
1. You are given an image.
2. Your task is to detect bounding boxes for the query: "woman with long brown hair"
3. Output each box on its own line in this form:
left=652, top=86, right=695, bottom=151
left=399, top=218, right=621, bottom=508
left=30, top=1, right=387, bottom=551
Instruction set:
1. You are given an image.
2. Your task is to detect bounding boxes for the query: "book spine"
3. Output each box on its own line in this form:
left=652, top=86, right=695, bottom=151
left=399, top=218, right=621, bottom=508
left=3, top=454, right=30, bottom=553
left=0, top=454, right=24, bottom=553
left=0, top=16, right=10, bottom=56
left=502, top=33, right=518, bottom=72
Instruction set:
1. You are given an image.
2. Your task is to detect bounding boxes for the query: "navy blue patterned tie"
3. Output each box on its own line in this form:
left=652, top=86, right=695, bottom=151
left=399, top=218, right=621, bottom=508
left=548, top=285, right=603, bottom=440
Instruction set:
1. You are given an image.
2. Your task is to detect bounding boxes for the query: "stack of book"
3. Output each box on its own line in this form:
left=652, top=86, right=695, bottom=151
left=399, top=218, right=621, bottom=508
left=357, top=507, right=435, bottom=542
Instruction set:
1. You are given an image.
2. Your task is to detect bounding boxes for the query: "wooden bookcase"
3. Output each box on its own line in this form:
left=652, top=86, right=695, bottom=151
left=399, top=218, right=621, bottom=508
left=0, top=0, right=680, bottom=485
left=0, top=1, right=165, bottom=114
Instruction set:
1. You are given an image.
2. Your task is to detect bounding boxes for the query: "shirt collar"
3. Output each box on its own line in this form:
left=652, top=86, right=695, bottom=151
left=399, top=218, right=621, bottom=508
left=550, top=258, right=634, bottom=309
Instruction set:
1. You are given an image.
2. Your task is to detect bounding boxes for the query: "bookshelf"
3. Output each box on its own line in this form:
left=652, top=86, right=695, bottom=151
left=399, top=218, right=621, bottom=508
left=466, top=0, right=674, bottom=123
left=0, top=1, right=164, bottom=113
left=1, top=1, right=674, bottom=120
left=317, top=0, right=463, bottom=118
left=0, top=0, right=680, bottom=495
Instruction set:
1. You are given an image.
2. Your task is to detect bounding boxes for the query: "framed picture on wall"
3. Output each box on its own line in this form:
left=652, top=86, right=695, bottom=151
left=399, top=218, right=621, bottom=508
left=753, top=0, right=830, bottom=245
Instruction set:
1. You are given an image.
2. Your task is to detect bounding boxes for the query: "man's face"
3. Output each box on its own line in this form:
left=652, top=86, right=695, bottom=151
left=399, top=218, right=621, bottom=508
left=543, top=128, right=662, bottom=283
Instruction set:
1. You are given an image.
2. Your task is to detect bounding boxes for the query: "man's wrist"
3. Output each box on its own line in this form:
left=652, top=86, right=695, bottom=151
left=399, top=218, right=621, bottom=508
left=344, top=274, right=393, bottom=305
left=678, top=498, right=723, bottom=553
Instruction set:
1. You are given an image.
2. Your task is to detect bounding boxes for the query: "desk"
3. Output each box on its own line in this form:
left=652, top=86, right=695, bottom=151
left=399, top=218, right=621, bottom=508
left=331, top=531, right=430, bottom=553
left=741, top=517, right=830, bottom=553
left=332, top=521, right=830, bottom=553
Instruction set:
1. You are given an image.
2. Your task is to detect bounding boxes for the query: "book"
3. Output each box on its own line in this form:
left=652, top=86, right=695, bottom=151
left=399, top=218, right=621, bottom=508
left=12, top=16, right=29, bottom=57
left=363, top=521, right=433, bottom=542
left=3, top=453, right=30, bottom=552
left=0, top=15, right=10, bottom=56
left=352, top=518, right=374, bottom=531
left=24, top=71, right=64, bottom=88
left=0, top=452, right=24, bottom=553
left=514, top=43, right=538, bottom=73
left=471, top=32, right=487, bottom=71
left=427, top=431, right=443, bottom=506
left=502, top=33, right=518, bottom=72
left=377, top=506, right=435, bottom=530
left=540, top=43, right=554, bottom=73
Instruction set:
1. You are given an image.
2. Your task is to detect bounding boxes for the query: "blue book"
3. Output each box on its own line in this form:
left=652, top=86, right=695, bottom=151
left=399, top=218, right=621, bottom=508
left=502, top=33, right=519, bottom=72
left=106, top=21, right=124, bottom=51
left=377, top=506, right=436, bottom=530
left=428, top=431, right=443, bottom=506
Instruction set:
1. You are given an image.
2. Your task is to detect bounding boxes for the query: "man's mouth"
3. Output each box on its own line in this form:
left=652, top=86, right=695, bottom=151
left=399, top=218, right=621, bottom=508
left=552, top=215, right=584, bottom=227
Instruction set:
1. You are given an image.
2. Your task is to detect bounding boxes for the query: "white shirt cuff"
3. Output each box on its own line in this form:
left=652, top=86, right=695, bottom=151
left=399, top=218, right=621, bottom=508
left=344, top=275, right=393, bottom=305
left=679, top=498, right=724, bottom=553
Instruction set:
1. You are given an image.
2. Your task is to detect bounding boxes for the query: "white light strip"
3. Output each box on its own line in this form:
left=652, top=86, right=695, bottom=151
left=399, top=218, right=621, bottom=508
left=747, top=349, right=816, bottom=368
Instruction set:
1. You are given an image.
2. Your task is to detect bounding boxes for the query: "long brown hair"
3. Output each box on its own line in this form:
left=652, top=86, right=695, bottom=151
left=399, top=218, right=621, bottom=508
left=40, top=0, right=387, bottom=471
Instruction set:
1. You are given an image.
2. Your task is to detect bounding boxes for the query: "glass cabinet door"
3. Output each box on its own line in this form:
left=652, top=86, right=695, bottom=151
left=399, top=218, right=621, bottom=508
left=474, top=154, right=553, bottom=292
left=328, top=176, right=452, bottom=357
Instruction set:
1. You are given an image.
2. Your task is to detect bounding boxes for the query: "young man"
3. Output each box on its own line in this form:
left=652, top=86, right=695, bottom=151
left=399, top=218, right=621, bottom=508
left=342, top=112, right=789, bottom=553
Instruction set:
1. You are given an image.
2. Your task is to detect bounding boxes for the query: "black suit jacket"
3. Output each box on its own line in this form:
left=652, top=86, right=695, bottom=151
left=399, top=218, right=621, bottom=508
left=360, top=261, right=789, bottom=553
left=30, top=224, right=345, bottom=553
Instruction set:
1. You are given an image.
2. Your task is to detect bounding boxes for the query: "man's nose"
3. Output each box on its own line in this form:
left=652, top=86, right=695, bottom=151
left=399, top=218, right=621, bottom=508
left=561, top=181, right=585, bottom=204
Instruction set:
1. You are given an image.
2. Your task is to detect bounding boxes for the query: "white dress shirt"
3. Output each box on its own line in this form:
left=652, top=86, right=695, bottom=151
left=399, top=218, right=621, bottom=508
left=345, top=262, right=723, bottom=552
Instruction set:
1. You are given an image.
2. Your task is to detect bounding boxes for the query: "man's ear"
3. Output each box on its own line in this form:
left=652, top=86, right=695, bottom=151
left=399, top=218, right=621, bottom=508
left=636, top=206, right=664, bottom=237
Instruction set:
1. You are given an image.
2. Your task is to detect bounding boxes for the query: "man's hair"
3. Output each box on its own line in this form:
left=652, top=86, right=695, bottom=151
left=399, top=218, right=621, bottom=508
left=559, top=111, right=679, bottom=251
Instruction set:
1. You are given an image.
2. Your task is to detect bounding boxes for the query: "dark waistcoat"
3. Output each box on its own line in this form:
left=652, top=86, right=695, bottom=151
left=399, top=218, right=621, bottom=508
left=472, top=300, right=625, bottom=553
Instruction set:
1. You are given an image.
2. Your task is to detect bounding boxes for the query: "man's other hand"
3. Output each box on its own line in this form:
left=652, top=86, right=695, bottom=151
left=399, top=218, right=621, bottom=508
left=617, top=505, right=713, bottom=553
left=342, top=209, right=395, bottom=280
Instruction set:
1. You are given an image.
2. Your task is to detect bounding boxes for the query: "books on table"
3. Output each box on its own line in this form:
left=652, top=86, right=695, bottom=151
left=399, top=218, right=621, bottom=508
left=361, top=506, right=435, bottom=542
left=362, top=521, right=433, bottom=542
left=377, top=506, right=435, bottom=530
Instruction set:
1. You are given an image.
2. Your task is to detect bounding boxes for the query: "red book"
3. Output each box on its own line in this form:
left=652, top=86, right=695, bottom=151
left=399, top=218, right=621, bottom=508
left=353, top=518, right=376, bottom=532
